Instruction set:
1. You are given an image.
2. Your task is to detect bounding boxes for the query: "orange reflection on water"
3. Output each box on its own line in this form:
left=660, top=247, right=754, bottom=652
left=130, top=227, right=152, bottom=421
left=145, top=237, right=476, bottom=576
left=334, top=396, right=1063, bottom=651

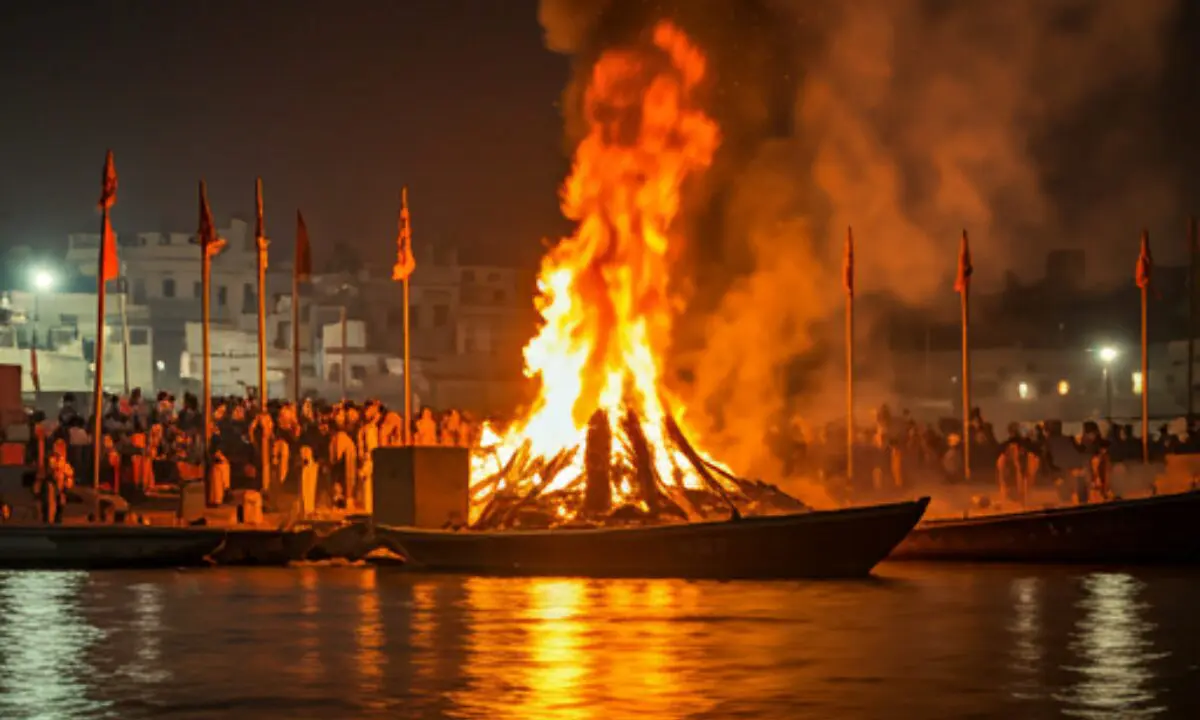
left=296, top=567, right=322, bottom=684
left=355, top=570, right=384, bottom=697
left=523, top=580, right=589, bottom=720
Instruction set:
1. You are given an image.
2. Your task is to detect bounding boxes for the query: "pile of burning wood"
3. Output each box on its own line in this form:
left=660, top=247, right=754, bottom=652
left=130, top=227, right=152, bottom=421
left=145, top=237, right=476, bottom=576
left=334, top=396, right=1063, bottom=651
left=470, top=409, right=808, bottom=531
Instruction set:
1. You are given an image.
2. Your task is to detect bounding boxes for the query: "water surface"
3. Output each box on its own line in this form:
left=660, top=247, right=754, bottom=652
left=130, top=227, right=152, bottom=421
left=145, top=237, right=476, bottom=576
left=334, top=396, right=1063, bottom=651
left=0, top=563, right=1197, bottom=719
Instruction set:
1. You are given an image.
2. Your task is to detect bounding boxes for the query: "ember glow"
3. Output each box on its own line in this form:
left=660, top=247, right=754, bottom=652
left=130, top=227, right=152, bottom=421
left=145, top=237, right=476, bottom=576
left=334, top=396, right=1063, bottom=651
left=471, top=22, right=742, bottom=525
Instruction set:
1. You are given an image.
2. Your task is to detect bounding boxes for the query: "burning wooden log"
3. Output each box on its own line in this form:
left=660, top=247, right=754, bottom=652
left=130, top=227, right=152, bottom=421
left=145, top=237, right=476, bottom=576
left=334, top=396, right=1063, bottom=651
left=622, top=408, right=663, bottom=514
left=496, top=447, right=578, bottom=528
left=471, top=439, right=534, bottom=529
left=663, top=414, right=741, bottom=520
left=584, top=409, right=613, bottom=516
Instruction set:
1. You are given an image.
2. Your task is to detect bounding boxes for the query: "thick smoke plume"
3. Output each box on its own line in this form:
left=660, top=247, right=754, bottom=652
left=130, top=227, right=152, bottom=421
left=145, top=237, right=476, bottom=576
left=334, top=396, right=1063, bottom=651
left=537, top=0, right=1180, bottom=493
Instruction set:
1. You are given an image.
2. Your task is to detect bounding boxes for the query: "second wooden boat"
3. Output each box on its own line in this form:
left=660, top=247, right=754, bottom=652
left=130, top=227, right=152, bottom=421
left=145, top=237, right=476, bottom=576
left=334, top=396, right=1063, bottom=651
left=890, top=490, right=1200, bottom=564
left=0, top=525, right=226, bottom=570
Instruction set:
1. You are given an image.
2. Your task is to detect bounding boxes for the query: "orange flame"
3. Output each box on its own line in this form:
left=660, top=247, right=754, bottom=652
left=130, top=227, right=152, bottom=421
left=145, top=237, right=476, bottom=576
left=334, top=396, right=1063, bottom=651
left=472, top=22, right=722, bottom=521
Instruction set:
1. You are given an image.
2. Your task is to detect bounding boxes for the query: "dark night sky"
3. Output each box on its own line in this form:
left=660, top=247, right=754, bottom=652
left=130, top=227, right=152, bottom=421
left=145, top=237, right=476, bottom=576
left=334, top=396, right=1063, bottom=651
left=0, top=0, right=571, bottom=269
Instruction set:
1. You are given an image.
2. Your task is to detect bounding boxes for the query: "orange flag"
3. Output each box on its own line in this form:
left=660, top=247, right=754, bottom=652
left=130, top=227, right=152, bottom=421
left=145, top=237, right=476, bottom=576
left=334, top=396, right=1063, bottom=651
left=194, top=181, right=226, bottom=257
left=99, top=150, right=120, bottom=282
left=255, top=177, right=268, bottom=267
left=843, top=226, right=854, bottom=296
left=954, top=230, right=973, bottom=294
left=392, top=186, right=416, bottom=281
left=1136, top=229, right=1152, bottom=289
left=295, top=210, right=313, bottom=283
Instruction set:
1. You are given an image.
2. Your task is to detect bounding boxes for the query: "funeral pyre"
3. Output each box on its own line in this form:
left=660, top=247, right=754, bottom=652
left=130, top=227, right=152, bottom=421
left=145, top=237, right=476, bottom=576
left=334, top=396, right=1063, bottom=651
left=469, top=21, right=805, bottom=530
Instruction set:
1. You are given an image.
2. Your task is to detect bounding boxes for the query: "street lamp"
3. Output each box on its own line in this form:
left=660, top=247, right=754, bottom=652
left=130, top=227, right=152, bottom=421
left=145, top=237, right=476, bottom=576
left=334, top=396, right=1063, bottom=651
left=1098, top=346, right=1119, bottom=418
left=29, top=268, right=57, bottom=352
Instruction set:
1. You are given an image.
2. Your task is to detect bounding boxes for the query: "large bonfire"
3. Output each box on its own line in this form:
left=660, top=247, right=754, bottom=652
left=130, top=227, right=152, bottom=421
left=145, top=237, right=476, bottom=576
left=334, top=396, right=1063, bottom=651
left=470, top=21, right=802, bottom=529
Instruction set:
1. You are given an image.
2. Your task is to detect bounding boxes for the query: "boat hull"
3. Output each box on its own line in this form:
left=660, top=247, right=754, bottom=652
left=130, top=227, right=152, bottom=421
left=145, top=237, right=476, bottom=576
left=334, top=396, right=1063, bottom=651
left=0, top=525, right=226, bottom=570
left=209, top=528, right=318, bottom=566
left=375, top=498, right=930, bottom=579
left=891, top=491, right=1200, bottom=564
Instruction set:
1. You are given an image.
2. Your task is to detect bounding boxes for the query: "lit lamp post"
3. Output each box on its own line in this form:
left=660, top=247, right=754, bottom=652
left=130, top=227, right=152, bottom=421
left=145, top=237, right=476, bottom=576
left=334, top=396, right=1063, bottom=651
left=1098, top=346, right=1119, bottom=419
left=31, top=268, right=56, bottom=346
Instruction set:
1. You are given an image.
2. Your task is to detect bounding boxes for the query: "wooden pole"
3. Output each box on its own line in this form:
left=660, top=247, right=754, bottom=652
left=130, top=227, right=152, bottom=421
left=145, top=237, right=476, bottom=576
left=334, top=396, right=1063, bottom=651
left=292, top=260, right=301, bottom=403
left=1142, top=275, right=1150, bottom=465
left=200, top=184, right=213, bottom=492
left=1189, top=216, right=1197, bottom=420
left=403, top=276, right=412, bottom=444
left=958, top=230, right=972, bottom=481
left=844, top=227, right=854, bottom=486
left=91, top=207, right=109, bottom=498
left=255, top=177, right=270, bottom=491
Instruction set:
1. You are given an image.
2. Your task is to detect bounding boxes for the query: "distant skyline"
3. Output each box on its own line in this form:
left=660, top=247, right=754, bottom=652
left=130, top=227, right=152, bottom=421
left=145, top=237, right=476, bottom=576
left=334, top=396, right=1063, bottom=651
left=0, top=0, right=570, bottom=270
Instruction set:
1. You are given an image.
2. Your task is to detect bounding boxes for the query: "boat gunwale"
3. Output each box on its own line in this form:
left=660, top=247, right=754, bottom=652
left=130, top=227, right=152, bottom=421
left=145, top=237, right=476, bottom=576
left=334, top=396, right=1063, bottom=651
left=378, top=497, right=931, bottom=538
left=916, top=490, right=1200, bottom=530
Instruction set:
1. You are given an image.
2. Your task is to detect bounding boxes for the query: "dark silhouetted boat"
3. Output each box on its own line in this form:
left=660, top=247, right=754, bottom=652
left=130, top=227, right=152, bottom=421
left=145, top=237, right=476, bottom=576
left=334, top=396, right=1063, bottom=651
left=890, top=491, right=1200, bottom=564
left=209, top=527, right=319, bottom=566
left=373, top=498, right=930, bottom=579
left=0, top=525, right=227, bottom=570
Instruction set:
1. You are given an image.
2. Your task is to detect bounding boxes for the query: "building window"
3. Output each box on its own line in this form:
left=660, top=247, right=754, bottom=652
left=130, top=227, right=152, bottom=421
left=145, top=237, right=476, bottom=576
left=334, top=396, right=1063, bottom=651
left=433, top=304, right=449, bottom=327
left=387, top=308, right=403, bottom=327
left=193, top=281, right=202, bottom=299
left=163, top=278, right=176, bottom=298
left=275, top=322, right=291, bottom=349
left=129, top=328, right=149, bottom=346
left=1132, top=372, right=1143, bottom=395
left=328, top=363, right=341, bottom=383
left=59, top=314, right=79, bottom=326
left=218, top=286, right=228, bottom=307
left=351, top=365, right=368, bottom=382
left=242, top=284, right=255, bottom=314
left=132, top=278, right=146, bottom=304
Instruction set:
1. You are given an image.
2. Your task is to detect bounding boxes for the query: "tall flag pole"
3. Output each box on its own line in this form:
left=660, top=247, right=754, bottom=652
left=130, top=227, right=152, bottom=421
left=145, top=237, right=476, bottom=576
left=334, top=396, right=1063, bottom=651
left=843, top=226, right=855, bottom=487
left=393, top=187, right=417, bottom=444
left=254, top=177, right=271, bottom=492
left=293, top=211, right=312, bottom=403
left=1188, top=217, right=1197, bottom=421
left=1136, top=230, right=1152, bottom=464
left=194, top=181, right=226, bottom=495
left=955, top=229, right=973, bottom=481
left=92, top=150, right=119, bottom=501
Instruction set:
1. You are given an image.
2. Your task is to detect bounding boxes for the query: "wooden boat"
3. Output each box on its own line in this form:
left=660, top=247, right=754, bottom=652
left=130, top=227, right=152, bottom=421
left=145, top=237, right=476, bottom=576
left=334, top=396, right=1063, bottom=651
left=0, top=525, right=226, bottom=570
left=374, top=498, right=930, bottom=579
left=890, top=490, right=1200, bottom=564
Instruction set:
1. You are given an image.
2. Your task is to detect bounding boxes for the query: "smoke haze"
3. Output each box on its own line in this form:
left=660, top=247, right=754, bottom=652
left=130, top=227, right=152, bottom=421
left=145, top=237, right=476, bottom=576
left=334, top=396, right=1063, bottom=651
left=537, top=0, right=1181, bottom=488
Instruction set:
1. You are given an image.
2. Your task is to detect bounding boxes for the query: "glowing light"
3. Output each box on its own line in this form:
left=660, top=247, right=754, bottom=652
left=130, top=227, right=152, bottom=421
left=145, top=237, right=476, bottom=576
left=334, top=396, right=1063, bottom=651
left=1098, top=346, right=1119, bottom=364
left=1132, top=372, right=1143, bottom=394
left=1058, top=380, right=1070, bottom=396
left=31, top=269, right=56, bottom=291
left=1018, top=382, right=1030, bottom=400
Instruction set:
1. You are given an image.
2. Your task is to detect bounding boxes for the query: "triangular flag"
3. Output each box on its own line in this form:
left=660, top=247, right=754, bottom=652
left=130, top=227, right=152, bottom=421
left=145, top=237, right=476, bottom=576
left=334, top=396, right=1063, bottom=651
left=255, top=177, right=269, bottom=268
left=1136, top=230, right=1152, bottom=290
left=954, top=230, right=973, bottom=294
left=392, top=186, right=416, bottom=281
left=99, top=150, right=119, bottom=282
left=843, top=226, right=854, bottom=296
left=295, top=210, right=313, bottom=283
left=194, top=181, right=227, bottom=258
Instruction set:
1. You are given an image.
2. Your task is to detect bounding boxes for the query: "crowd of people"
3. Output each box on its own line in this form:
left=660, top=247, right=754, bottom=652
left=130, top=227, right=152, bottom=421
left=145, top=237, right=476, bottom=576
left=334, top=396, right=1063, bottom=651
left=771, top=405, right=1192, bottom=507
left=17, top=388, right=1199, bottom=524
left=23, top=390, right=484, bottom=523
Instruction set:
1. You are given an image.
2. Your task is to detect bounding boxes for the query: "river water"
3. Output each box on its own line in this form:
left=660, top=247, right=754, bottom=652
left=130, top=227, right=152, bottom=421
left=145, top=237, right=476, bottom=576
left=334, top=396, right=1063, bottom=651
left=0, top=564, right=1196, bottom=719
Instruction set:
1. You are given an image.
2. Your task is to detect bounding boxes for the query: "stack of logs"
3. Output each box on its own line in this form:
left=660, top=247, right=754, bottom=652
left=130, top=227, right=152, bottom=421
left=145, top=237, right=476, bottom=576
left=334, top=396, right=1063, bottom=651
left=470, top=408, right=808, bottom=531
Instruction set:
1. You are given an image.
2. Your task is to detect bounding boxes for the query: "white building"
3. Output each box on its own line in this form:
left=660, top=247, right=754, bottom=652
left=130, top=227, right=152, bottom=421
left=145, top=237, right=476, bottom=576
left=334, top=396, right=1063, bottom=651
left=65, top=218, right=269, bottom=386
left=0, top=289, right=154, bottom=394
